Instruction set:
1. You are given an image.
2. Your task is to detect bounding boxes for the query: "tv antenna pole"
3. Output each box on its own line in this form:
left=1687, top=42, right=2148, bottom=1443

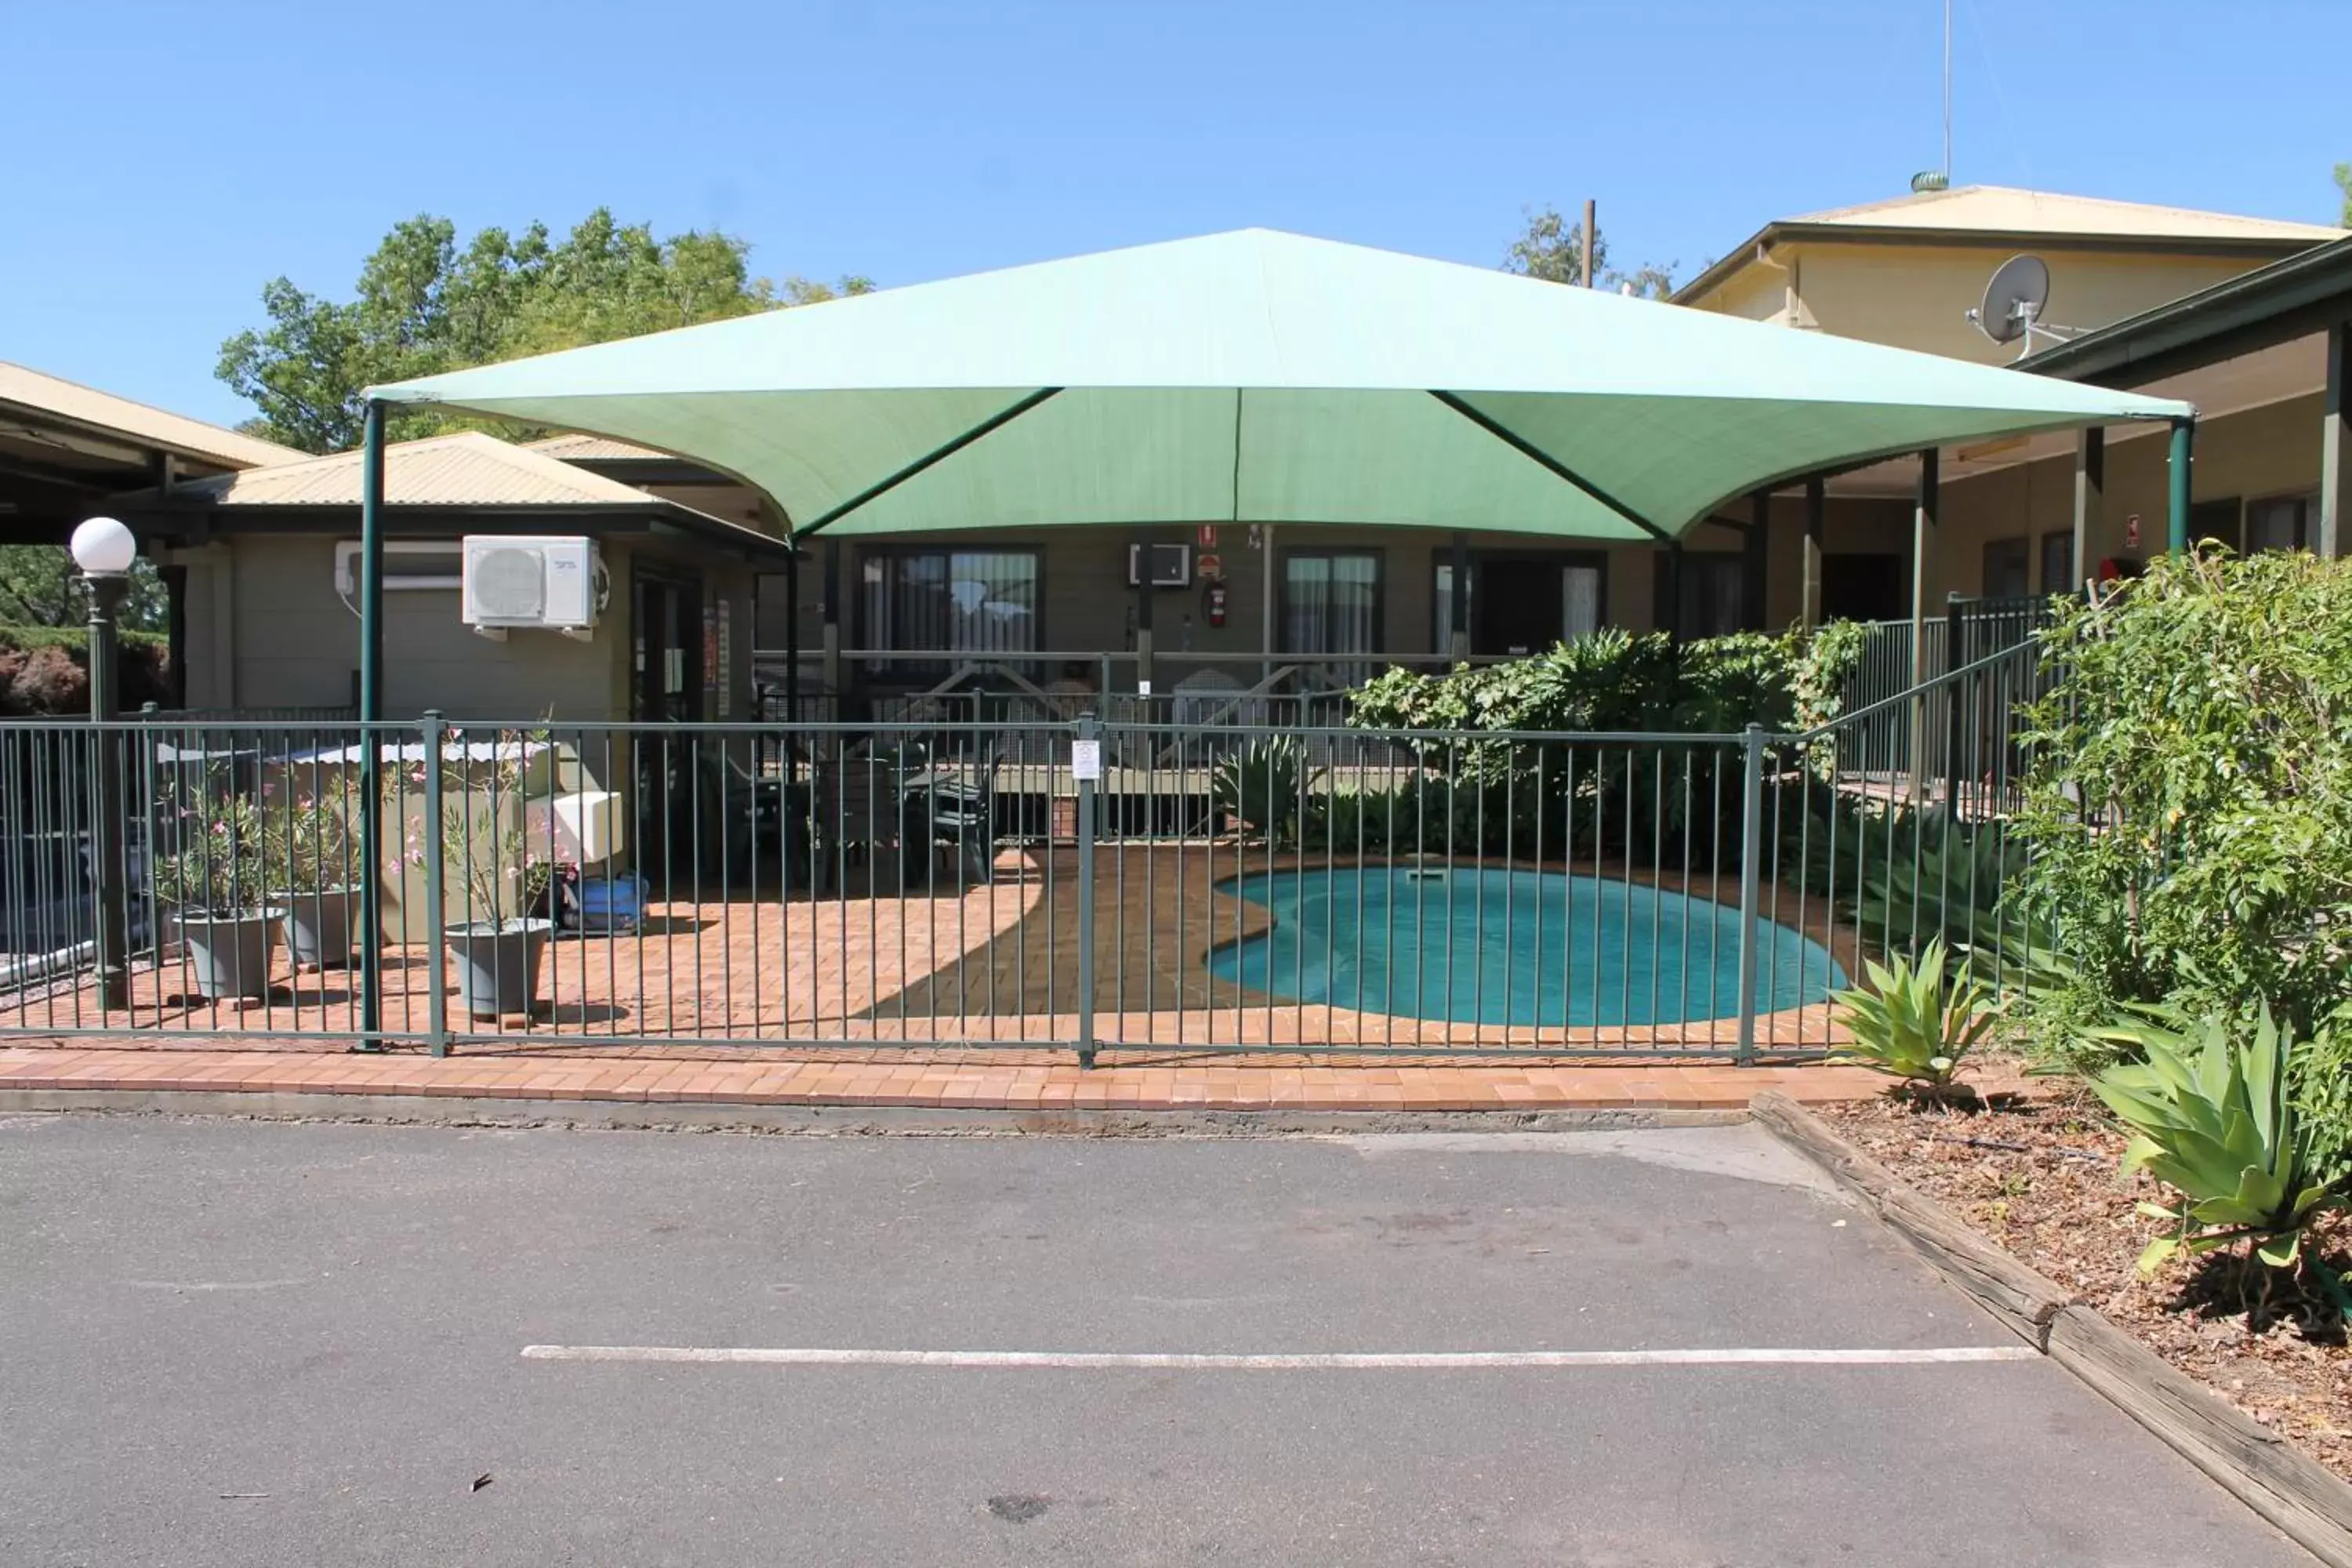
left=1942, top=0, right=1953, bottom=180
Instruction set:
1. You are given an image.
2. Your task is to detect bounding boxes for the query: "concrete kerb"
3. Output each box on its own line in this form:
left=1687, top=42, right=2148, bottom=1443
left=1749, top=1090, right=2352, bottom=1568
left=0, top=1088, right=1744, bottom=1137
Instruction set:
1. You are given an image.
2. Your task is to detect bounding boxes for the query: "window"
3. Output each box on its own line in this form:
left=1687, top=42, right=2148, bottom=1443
left=1676, top=555, right=1744, bottom=639
left=2245, top=493, right=2315, bottom=554
left=858, top=548, right=1040, bottom=674
left=1282, top=550, right=1381, bottom=679
left=2038, top=532, right=2074, bottom=595
left=1981, top=536, right=2031, bottom=598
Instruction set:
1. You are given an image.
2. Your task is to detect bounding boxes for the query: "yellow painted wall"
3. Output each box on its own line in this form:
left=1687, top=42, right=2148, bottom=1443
left=1689, top=240, right=2280, bottom=365
left=1931, top=394, right=2328, bottom=597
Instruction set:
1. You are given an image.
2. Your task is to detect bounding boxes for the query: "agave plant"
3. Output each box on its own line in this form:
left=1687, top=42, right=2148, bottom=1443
left=1828, top=938, right=1994, bottom=1095
left=2091, top=1007, right=2339, bottom=1275
left=1853, top=815, right=2031, bottom=981
left=1210, top=735, right=1314, bottom=848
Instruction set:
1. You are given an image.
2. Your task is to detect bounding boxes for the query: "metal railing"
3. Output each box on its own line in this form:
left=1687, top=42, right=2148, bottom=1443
left=1, top=639, right=2049, bottom=1060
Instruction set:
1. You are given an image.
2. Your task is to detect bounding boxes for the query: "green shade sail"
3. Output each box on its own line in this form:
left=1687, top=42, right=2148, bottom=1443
left=368, top=228, right=2193, bottom=543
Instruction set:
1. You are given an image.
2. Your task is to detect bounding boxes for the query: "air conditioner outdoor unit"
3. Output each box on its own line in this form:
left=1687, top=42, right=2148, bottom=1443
left=1126, top=543, right=1192, bottom=588
left=462, top=536, right=600, bottom=631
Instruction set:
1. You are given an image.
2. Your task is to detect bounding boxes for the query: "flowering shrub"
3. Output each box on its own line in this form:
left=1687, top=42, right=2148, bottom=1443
left=154, top=794, right=271, bottom=913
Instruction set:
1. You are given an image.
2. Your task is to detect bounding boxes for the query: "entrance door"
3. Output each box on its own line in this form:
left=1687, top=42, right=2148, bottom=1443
left=1820, top=554, right=1904, bottom=622
left=632, top=572, right=702, bottom=722
left=1436, top=554, right=1605, bottom=655
left=632, top=572, right=703, bottom=882
left=1476, top=557, right=1574, bottom=655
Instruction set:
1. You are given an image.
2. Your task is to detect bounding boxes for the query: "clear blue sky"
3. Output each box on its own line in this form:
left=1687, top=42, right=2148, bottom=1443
left=5, top=0, right=2344, bottom=434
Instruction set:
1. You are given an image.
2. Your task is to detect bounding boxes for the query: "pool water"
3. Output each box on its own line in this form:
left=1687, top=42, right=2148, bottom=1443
left=1204, top=866, right=1845, bottom=1027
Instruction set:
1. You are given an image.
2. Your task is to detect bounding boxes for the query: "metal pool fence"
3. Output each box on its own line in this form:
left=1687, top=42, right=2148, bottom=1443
left=0, top=641, right=2045, bottom=1060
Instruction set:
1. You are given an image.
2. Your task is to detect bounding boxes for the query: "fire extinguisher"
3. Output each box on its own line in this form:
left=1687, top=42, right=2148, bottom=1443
left=1204, top=582, right=1227, bottom=627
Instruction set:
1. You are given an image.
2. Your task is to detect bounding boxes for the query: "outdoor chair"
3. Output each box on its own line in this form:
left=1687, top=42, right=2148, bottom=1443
left=813, top=741, right=998, bottom=894
left=896, top=739, right=999, bottom=889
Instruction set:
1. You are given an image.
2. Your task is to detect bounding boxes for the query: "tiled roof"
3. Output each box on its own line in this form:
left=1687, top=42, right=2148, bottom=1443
left=168, top=430, right=670, bottom=507
left=1785, top=185, right=2343, bottom=242
left=524, top=432, right=678, bottom=461
left=0, top=360, right=305, bottom=470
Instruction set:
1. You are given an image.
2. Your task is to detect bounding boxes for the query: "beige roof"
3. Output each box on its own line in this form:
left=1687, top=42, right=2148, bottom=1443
left=524, top=431, right=677, bottom=462
left=1785, top=184, right=2344, bottom=242
left=169, top=430, right=673, bottom=508
left=0, top=359, right=306, bottom=471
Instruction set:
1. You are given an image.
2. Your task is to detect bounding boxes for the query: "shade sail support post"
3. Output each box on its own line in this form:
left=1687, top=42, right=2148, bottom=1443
left=355, top=398, right=387, bottom=1052
left=1425, top=390, right=1672, bottom=543
left=2166, top=417, right=2194, bottom=555
left=1907, top=447, right=1937, bottom=808
left=784, top=544, right=802, bottom=725
left=2324, top=323, right=2349, bottom=559
left=791, top=387, right=1065, bottom=541
left=820, top=541, right=841, bottom=700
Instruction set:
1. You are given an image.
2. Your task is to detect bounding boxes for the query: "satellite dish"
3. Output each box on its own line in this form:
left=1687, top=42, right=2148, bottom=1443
left=1973, top=254, right=2049, bottom=346
left=1965, top=254, right=2084, bottom=361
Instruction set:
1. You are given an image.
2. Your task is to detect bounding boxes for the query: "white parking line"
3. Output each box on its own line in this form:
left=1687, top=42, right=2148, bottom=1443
left=521, top=1345, right=2038, bottom=1370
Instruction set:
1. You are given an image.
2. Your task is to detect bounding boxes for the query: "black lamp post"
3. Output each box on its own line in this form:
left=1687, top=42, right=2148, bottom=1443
left=71, top=516, right=136, bottom=1012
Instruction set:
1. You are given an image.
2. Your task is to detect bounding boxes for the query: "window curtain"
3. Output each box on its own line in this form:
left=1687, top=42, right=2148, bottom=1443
left=1285, top=553, right=1379, bottom=684
left=862, top=550, right=1040, bottom=673
left=1562, top=565, right=1601, bottom=639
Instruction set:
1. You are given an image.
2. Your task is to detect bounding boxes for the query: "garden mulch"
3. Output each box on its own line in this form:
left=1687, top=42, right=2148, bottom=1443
left=1816, top=1080, right=2352, bottom=1486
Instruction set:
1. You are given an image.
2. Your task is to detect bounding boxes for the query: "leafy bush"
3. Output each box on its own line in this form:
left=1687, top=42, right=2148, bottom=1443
left=1342, top=624, right=1878, bottom=866
left=1211, top=735, right=1313, bottom=848
left=1828, top=938, right=1993, bottom=1094
left=2090, top=1006, right=2339, bottom=1276
left=1348, top=628, right=1682, bottom=735
left=2012, top=547, right=2352, bottom=1142
left=1790, top=619, right=1873, bottom=733
left=2292, top=1016, right=2352, bottom=1189
left=0, top=624, right=173, bottom=714
left=1674, top=630, right=1798, bottom=732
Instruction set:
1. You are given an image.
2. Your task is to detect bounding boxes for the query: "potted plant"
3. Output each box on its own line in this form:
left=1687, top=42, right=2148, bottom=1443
left=440, top=732, right=558, bottom=1020
left=261, top=784, right=364, bottom=971
left=153, top=793, right=283, bottom=1002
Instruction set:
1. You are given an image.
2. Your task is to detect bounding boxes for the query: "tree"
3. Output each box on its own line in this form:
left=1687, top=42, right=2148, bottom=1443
left=2337, top=162, right=2351, bottom=227
left=0, top=548, right=168, bottom=631
left=217, top=209, right=873, bottom=453
left=1504, top=205, right=1676, bottom=298
left=1506, top=203, right=1606, bottom=285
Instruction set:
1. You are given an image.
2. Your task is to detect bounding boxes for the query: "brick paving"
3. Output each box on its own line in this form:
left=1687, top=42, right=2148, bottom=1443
left=0, top=844, right=1887, bottom=1109
left=0, top=1044, right=1887, bottom=1112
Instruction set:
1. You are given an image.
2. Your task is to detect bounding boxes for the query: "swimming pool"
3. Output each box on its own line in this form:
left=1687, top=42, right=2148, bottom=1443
left=1203, top=865, right=1845, bottom=1028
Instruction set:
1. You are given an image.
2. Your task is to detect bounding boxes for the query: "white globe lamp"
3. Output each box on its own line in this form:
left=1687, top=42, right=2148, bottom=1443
left=71, top=515, right=138, bottom=577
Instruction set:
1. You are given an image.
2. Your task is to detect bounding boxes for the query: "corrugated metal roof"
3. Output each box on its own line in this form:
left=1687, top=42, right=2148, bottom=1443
left=524, top=432, right=677, bottom=461
left=169, top=430, right=670, bottom=507
left=0, top=359, right=305, bottom=470
left=1788, top=185, right=2343, bottom=241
